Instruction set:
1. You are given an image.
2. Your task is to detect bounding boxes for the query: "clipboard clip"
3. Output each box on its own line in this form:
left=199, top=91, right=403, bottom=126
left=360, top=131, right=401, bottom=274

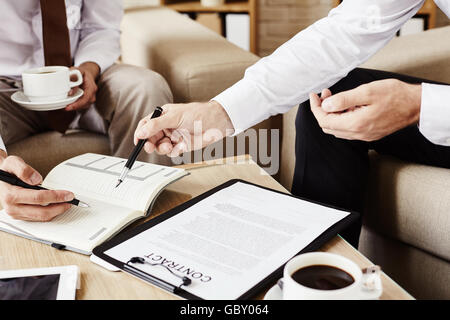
left=125, top=256, right=191, bottom=293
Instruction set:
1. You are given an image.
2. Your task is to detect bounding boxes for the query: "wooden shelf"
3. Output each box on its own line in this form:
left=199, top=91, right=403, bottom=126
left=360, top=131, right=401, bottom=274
left=162, top=0, right=258, bottom=54
left=165, top=1, right=249, bottom=13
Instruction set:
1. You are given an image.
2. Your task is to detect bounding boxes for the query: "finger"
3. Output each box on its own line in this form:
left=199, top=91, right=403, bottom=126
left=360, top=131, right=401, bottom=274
left=1, top=156, right=42, bottom=185
left=65, top=94, right=88, bottom=111
left=65, top=93, right=90, bottom=111
left=163, top=129, right=183, bottom=144
left=65, top=83, right=95, bottom=111
left=15, top=189, right=74, bottom=206
left=143, top=141, right=156, bottom=154
left=322, top=128, right=355, bottom=140
left=68, top=87, right=78, bottom=96
left=310, top=93, right=351, bottom=131
left=168, top=141, right=188, bottom=158
left=320, top=88, right=332, bottom=100
left=155, top=137, right=174, bottom=155
left=66, top=86, right=88, bottom=110
left=7, top=203, right=72, bottom=222
left=135, top=113, right=176, bottom=141
left=309, top=92, right=328, bottom=126
left=142, top=131, right=165, bottom=154
left=134, top=120, right=148, bottom=145
left=321, top=85, right=370, bottom=113
left=135, top=118, right=148, bottom=136
left=134, top=118, right=159, bottom=146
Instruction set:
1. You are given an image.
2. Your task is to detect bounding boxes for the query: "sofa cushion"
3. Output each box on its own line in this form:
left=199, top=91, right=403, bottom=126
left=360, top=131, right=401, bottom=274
left=365, top=152, right=450, bottom=262
left=120, top=7, right=259, bottom=103
left=7, top=131, right=110, bottom=177
left=362, top=26, right=450, bottom=83
left=360, top=226, right=450, bottom=299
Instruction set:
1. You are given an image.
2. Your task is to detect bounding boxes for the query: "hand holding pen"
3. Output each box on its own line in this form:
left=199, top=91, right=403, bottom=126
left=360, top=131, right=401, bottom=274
left=116, top=106, right=163, bottom=188
left=0, top=154, right=87, bottom=222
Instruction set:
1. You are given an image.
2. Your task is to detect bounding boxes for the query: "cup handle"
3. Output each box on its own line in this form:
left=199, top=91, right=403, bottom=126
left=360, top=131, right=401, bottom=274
left=69, top=69, right=83, bottom=88
left=277, top=278, right=284, bottom=291
left=359, top=265, right=383, bottom=299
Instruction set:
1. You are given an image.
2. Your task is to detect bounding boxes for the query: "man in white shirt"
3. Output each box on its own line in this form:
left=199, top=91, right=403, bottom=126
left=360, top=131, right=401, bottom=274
left=133, top=0, right=450, bottom=247
left=0, top=1, right=172, bottom=222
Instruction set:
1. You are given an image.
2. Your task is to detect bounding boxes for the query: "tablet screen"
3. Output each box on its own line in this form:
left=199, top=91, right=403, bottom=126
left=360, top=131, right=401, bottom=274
left=0, top=274, right=60, bottom=300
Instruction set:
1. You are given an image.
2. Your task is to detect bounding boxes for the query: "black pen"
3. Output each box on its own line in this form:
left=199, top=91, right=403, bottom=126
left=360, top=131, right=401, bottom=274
left=116, top=106, right=163, bottom=188
left=0, top=169, right=89, bottom=208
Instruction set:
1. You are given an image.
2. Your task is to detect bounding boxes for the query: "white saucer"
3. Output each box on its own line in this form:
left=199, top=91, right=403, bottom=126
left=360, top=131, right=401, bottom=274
left=264, top=282, right=283, bottom=300
left=11, top=88, right=84, bottom=111
left=264, top=280, right=382, bottom=300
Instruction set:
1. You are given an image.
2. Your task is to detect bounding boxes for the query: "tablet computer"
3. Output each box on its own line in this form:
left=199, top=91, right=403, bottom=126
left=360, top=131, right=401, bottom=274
left=0, top=265, right=80, bottom=300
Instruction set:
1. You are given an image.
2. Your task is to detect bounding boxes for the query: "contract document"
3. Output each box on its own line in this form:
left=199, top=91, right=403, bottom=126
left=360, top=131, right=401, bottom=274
left=99, top=181, right=355, bottom=299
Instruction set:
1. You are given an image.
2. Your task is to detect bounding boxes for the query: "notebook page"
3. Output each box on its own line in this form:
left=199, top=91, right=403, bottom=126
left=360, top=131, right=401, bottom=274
left=0, top=198, right=141, bottom=253
left=104, top=182, right=351, bottom=299
left=43, top=153, right=185, bottom=212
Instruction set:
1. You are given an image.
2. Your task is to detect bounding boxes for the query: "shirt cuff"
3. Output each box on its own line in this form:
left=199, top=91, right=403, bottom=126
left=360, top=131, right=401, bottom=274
left=419, top=83, right=450, bottom=146
left=212, top=79, right=273, bottom=136
left=74, top=51, right=114, bottom=75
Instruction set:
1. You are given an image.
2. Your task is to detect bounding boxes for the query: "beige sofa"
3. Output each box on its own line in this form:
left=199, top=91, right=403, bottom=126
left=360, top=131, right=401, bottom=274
left=6, top=7, right=449, bottom=299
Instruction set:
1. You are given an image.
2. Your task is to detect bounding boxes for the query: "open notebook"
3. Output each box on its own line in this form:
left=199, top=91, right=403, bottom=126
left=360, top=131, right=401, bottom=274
left=0, top=153, right=187, bottom=255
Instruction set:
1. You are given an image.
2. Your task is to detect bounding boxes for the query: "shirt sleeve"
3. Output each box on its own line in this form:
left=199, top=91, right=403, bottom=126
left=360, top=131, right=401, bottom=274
left=213, top=0, right=424, bottom=135
left=419, top=83, right=450, bottom=146
left=74, top=0, right=123, bottom=73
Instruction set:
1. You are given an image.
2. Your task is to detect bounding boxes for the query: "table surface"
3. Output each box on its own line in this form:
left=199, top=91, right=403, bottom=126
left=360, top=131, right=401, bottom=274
left=0, top=155, right=413, bottom=300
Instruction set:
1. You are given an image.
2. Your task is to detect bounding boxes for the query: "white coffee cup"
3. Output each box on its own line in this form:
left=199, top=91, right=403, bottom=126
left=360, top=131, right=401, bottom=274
left=22, top=66, right=83, bottom=102
left=281, top=252, right=382, bottom=300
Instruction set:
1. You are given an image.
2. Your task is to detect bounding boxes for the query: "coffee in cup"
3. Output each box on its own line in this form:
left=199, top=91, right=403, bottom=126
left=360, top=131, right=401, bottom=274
left=282, top=252, right=382, bottom=300
left=21, top=66, right=83, bottom=102
left=291, top=264, right=355, bottom=290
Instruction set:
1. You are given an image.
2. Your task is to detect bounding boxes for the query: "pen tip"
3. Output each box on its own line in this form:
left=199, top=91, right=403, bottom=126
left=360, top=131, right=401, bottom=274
left=79, top=201, right=90, bottom=208
left=115, top=180, right=122, bottom=188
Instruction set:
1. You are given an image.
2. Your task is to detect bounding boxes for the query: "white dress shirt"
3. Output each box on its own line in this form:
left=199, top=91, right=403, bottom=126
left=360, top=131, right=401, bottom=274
left=0, top=0, right=122, bottom=152
left=214, top=0, right=450, bottom=146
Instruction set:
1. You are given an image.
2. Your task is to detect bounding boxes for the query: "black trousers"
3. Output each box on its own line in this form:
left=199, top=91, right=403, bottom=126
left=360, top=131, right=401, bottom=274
left=292, top=68, right=450, bottom=248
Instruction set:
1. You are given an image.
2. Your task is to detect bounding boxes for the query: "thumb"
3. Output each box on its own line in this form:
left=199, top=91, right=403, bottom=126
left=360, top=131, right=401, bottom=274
left=322, top=86, right=368, bottom=112
left=2, top=156, right=42, bottom=185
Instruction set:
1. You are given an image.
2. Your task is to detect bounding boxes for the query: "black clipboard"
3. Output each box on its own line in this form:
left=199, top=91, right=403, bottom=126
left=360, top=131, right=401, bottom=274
left=93, top=179, right=360, bottom=300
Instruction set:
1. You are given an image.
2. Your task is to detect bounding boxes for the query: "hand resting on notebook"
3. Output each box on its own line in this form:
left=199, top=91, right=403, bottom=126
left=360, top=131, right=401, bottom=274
left=0, top=150, right=74, bottom=222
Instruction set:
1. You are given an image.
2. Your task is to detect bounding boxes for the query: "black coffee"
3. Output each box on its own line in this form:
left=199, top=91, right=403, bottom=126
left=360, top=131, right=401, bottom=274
left=291, top=265, right=354, bottom=290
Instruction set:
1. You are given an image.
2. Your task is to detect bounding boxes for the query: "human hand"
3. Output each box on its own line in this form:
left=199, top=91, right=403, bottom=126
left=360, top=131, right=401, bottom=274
left=134, top=101, right=235, bottom=157
left=0, top=153, right=74, bottom=222
left=310, top=79, right=422, bottom=141
left=65, top=62, right=100, bottom=112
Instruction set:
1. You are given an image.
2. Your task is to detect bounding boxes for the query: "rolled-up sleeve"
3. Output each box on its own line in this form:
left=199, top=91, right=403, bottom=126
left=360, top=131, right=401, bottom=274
left=419, top=83, right=450, bottom=146
left=74, top=0, right=123, bottom=73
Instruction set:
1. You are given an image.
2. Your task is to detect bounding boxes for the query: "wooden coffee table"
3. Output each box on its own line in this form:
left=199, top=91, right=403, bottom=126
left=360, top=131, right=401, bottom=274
left=0, top=155, right=413, bottom=300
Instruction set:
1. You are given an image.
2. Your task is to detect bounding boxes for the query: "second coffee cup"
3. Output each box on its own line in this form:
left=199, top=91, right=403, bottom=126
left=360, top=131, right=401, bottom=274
left=282, top=252, right=382, bottom=300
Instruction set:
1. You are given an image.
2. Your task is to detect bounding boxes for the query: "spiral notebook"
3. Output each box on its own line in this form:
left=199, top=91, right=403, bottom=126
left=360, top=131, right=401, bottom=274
left=93, top=179, right=359, bottom=300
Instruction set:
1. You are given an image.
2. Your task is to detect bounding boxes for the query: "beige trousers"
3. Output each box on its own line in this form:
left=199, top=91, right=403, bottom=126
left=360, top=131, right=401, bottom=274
left=0, top=64, right=173, bottom=165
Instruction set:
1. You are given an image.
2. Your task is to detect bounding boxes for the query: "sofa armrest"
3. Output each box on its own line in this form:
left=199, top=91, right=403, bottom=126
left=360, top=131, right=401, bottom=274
left=362, top=26, right=450, bottom=83
left=121, top=7, right=259, bottom=103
